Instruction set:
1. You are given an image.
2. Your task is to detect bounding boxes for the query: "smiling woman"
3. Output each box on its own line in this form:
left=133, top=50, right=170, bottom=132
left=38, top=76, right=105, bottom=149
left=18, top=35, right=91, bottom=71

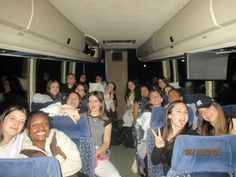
left=0, top=105, right=27, bottom=158
left=20, top=111, right=85, bottom=177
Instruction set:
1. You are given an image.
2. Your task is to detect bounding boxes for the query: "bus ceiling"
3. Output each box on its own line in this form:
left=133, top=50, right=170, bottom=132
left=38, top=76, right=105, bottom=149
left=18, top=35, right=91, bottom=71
left=1, top=0, right=236, bottom=62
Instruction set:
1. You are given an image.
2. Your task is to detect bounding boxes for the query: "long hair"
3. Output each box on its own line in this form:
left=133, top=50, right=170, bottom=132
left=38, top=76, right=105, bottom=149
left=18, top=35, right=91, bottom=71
left=124, top=80, right=137, bottom=102
left=88, top=91, right=108, bottom=121
left=199, top=102, right=234, bottom=135
left=46, top=79, right=62, bottom=101
left=106, top=81, right=118, bottom=107
left=162, top=100, right=188, bottom=142
left=0, top=105, right=27, bottom=142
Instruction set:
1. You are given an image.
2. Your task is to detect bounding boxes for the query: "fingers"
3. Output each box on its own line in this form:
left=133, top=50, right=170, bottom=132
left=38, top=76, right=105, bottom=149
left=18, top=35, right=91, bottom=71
left=151, top=128, right=161, bottom=138
left=157, top=128, right=161, bottom=137
left=151, top=128, right=158, bottom=138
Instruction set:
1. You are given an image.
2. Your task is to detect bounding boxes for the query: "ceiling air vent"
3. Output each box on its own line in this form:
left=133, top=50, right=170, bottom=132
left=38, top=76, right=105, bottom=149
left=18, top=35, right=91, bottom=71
left=102, top=40, right=136, bottom=45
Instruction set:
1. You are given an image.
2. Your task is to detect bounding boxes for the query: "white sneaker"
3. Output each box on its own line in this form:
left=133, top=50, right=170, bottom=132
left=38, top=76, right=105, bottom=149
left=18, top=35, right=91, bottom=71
left=131, top=158, right=138, bottom=174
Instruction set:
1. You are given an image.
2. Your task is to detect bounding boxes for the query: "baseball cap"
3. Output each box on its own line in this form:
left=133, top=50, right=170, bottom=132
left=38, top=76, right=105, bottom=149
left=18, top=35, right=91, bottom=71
left=195, top=96, right=215, bottom=111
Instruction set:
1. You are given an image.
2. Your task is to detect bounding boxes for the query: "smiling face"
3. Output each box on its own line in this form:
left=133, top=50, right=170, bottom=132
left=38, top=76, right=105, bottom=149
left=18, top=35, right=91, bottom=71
left=49, top=81, right=60, bottom=96
left=149, top=91, right=163, bottom=107
left=198, top=105, right=218, bottom=123
left=168, top=103, right=188, bottom=130
left=66, top=92, right=80, bottom=108
left=127, top=81, right=136, bottom=91
left=88, top=95, right=102, bottom=115
left=105, top=83, right=115, bottom=94
left=140, top=86, right=149, bottom=97
left=66, top=74, right=76, bottom=85
left=75, top=84, right=85, bottom=97
left=1, top=110, right=26, bottom=140
left=27, top=113, right=50, bottom=148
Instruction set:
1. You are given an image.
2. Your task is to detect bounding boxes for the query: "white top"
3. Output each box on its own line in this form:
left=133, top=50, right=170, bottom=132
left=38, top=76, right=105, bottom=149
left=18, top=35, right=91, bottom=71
left=136, top=111, right=152, bottom=159
left=40, top=102, right=74, bottom=117
left=0, top=132, right=26, bottom=158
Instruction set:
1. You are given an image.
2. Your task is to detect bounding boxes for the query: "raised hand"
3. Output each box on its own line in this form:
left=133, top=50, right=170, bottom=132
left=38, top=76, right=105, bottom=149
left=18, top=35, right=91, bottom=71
left=151, top=128, right=165, bottom=148
left=109, top=91, right=115, bottom=100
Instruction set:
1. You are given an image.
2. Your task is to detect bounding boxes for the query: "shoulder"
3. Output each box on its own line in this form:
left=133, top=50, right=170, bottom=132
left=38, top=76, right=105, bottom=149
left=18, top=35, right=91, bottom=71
left=104, top=117, right=112, bottom=127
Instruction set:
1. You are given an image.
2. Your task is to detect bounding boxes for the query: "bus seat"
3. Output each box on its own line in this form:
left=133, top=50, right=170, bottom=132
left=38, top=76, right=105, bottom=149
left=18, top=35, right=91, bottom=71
left=167, top=134, right=236, bottom=177
left=146, top=105, right=197, bottom=177
left=51, top=113, right=91, bottom=138
left=146, top=107, right=166, bottom=176
left=222, top=104, right=236, bottom=118
left=187, top=105, right=194, bottom=127
left=0, top=157, right=61, bottom=177
left=184, top=93, right=205, bottom=104
left=150, top=107, right=166, bottom=128
left=140, top=96, right=149, bottom=114
left=51, top=113, right=96, bottom=177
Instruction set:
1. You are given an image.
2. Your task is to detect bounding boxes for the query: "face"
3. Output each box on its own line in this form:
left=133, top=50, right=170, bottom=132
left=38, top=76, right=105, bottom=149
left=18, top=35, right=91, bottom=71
left=95, top=76, right=102, bottom=83
left=3, top=80, right=10, bottom=92
left=67, top=74, right=76, bottom=85
left=198, top=105, right=218, bottom=123
left=158, top=79, right=167, bottom=89
left=164, top=86, right=172, bottom=96
left=168, top=103, right=188, bottom=129
left=2, top=110, right=26, bottom=138
left=80, top=74, right=86, bottom=82
left=140, top=86, right=149, bottom=97
left=49, top=82, right=59, bottom=96
left=168, top=90, right=183, bottom=103
left=88, top=95, right=102, bottom=114
left=75, top=84, right=85, bottom=97
left=128, top=81, right=135, bottom=91
left=105, top=83, right=114, bottom=94
left=27, top=114, right=50, bottom=143
left=150, top=91, right=163, bottom=107
left=66, top=92, right=80, bottom=108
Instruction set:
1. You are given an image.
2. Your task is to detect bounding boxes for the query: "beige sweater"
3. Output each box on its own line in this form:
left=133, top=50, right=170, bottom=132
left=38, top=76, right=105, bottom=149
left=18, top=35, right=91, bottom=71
left=20, top=128, right=82, bottom=177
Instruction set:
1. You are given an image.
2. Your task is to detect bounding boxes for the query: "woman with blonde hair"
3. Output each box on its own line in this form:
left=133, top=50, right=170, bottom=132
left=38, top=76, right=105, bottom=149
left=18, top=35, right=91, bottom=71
left=87, top=91, right=120, bottom=177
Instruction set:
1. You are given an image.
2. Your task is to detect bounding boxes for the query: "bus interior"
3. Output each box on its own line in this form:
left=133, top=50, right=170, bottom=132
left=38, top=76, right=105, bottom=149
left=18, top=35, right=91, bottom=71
left=0, top=0, right=236, bottom=177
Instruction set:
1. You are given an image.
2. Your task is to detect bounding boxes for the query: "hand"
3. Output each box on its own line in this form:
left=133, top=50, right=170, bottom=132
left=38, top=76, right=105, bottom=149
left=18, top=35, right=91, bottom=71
left=50, top=132, right=67, bottom=160
left=109, top=91, right=115, bottom=100
left=151, top=128, right=165, bottom=148
left=60, top=107, right=80, bottom=124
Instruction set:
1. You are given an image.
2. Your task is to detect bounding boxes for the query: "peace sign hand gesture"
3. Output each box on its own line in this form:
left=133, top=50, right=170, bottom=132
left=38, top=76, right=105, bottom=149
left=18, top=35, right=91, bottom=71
left=151, top=128, right=165, bottom=148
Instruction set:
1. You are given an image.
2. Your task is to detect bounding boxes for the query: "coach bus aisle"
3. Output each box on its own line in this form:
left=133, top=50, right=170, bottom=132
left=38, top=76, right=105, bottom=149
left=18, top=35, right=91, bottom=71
left=110, top=145, right=140, bottom=177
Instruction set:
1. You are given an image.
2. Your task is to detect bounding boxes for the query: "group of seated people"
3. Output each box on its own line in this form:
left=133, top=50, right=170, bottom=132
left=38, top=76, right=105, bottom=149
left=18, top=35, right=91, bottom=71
left=0, top=73, right=236, bottom=177
left=0, top=73, right=121, bottom=177
left=131, top=77, right=236, bottom=176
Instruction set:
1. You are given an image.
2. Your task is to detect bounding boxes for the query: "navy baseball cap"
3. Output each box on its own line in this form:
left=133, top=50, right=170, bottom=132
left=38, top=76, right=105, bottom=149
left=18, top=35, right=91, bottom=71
left=195, top=96, right=215, bottom=111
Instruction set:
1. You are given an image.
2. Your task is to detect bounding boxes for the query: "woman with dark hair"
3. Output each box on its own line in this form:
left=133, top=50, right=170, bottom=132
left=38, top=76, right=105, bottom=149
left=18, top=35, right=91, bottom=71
left=104, top=82, right=118, bottom=120
left=151, top=100, right=198, bottom=174
left=0, top=105, right=27, bottom=158
left=40, top=91, right=81, bottom=123
left=74, top=83, right=88, bottom=113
